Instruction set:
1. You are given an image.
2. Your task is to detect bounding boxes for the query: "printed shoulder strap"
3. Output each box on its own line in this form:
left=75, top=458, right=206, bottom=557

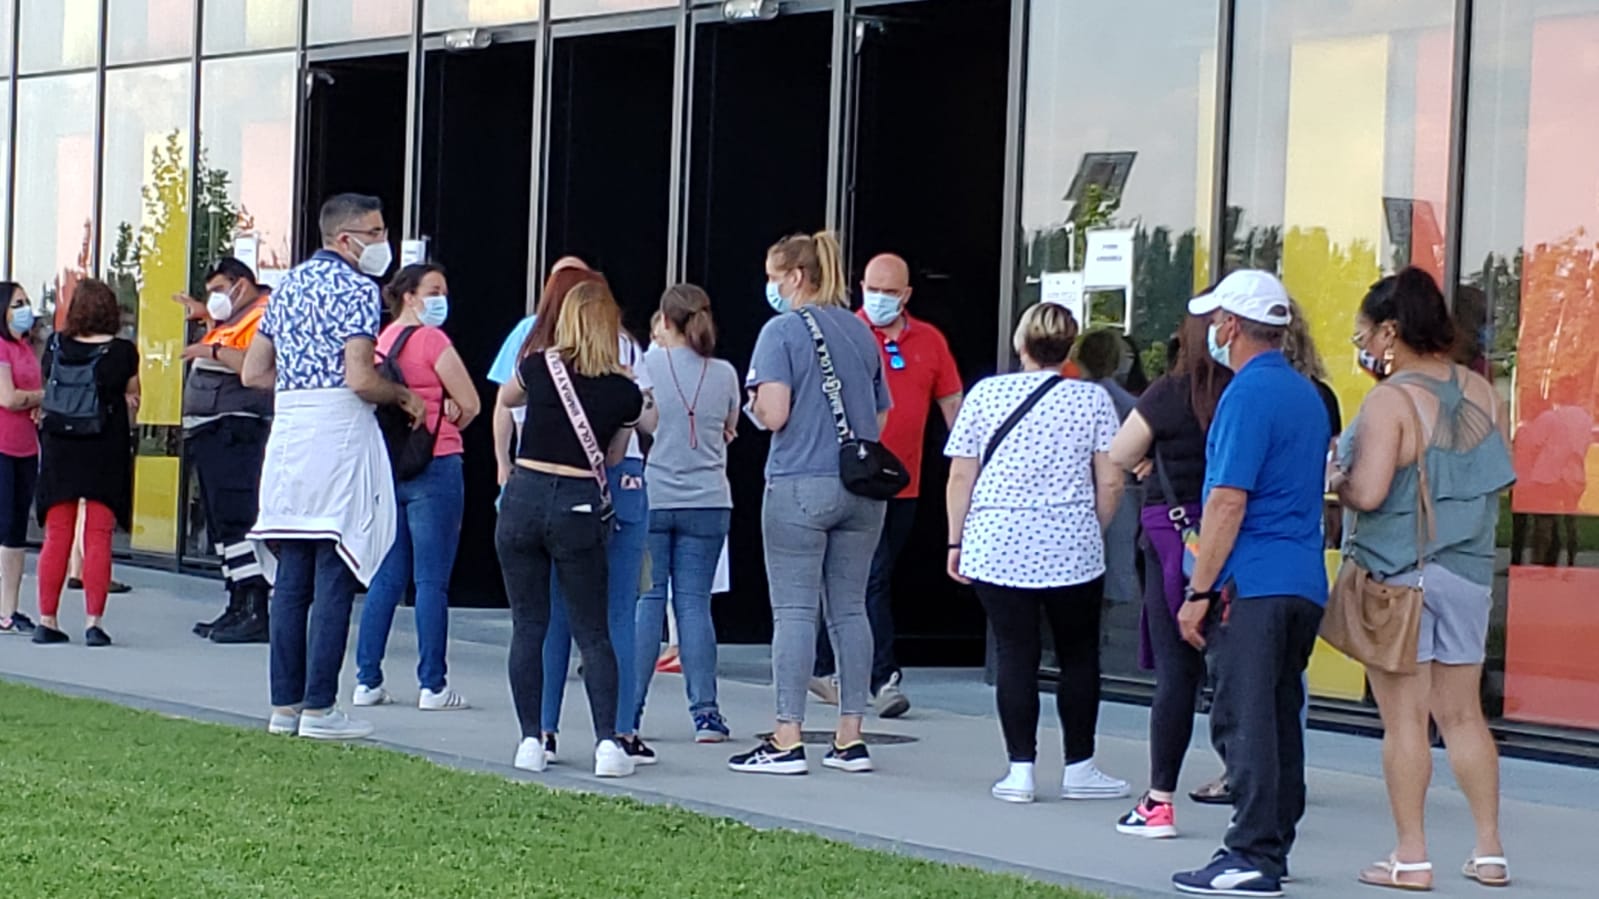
left=795, top=307, right=852, bottom=445
left=543, top=349, right=612, bottom=508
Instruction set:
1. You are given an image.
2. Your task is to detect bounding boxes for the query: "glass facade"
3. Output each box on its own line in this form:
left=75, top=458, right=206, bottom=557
left=0, top=0, right=1596, bottom=754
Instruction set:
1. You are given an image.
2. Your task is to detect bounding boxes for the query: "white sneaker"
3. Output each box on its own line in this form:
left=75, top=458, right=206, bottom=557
left=514, top=737, right=548, bottom=773
left=872, top=672, right=911, bottom=719
left=297, top=707, right=374, bottom=741
left=808, top=675, right=840, bottom=705
left=594, top=739, right=636, bottom=778
left=352, top=685, right=394, bottom=707
left=418, top=687, right=470, bottom=711
left=1061, top=760, right=1130, bottom=800
left=992, top=762, right=1036, bottom=803
left=268, top=710, right=301, bottom=735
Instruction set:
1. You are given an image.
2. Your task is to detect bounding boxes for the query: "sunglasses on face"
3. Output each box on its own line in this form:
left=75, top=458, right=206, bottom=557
left=884, top=340, right=906, bottom=370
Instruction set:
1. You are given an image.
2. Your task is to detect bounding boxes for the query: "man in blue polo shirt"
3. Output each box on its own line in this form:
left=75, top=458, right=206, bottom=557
left=1171, top=270, right=1328, bottom=898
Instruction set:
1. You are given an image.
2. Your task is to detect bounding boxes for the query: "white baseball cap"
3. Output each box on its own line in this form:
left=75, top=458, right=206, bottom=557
left=1188, top=269, right=1293, bottom=326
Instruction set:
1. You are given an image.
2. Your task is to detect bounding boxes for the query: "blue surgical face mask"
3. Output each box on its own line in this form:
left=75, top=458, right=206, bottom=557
left=420, top=294, right=449, bottom=327
left=765, top=280, right=790, bottom=314
left=9, top=305, right=35, bottom=335
left=861, top=291, right=903, bottom=327
left=1206, top=322, right=1231, bottom=369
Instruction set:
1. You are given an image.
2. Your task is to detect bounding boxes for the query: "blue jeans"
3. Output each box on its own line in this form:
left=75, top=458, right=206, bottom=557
left=541, top=458, right=647, bottom=735
left=269, top=539, right=362, bottom=710
left=632, top=507, right=731, bottom=728
left=356, top=454, right=464, bottom=692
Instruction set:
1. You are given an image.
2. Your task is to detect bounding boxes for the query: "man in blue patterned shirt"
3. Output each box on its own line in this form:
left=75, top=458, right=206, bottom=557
left=244, top=193, right=423, bottom=741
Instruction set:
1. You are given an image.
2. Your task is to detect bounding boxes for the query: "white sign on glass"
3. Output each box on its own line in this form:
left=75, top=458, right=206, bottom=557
left=232, top=234, right=259, bottom=277
left=400, top=238, right=429, bottom=268
left=1083, top=228, right=1135, bottom=289
left=1040, top=271, right=1086, bottom=327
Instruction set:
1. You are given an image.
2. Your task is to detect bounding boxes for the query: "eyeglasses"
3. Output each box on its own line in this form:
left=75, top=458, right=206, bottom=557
left=884, top=340, right=906, bottom=370
left=1349, top=329, right=1370, bottom=348
left=342, top=226, right=388, bottom=240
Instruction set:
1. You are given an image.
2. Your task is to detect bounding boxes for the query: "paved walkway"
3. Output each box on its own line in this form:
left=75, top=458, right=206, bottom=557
left=1, top=565, right=1590, bottom=898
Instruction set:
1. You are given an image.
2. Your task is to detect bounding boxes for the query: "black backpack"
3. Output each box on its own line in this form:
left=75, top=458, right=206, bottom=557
left=41, top=335, right=110, bottom=437
left=375, top=327, right=441, bottom=481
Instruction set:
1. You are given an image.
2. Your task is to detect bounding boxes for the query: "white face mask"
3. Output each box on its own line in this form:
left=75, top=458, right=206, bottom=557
left=206, top=292, right=233, bottom=322
left=861, top=291, right=904, bottom=327
left=351, top=236, right=393, bottom=277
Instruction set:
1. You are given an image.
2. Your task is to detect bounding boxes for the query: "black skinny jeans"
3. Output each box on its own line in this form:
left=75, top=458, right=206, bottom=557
left=1142, top=539, right=1208, bottom=793
left=496, top=468, right=618, bottom=743
left=976, top=577, right=1104, bottom=764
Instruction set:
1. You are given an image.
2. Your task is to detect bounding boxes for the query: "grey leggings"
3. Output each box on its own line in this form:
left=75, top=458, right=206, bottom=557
left=763, top=477, right=886, bottom=722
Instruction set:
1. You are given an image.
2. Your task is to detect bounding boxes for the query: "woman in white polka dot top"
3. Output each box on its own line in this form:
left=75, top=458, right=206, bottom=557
left=944, top=302, right=1130, bottom=805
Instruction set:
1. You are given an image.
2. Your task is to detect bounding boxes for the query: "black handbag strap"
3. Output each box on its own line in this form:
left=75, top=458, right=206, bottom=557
left=1152, top=445, right=1195, bottom=532
left=795, top=307, right=853, bottom=445
left=982, top=375, right=1064, bottom=466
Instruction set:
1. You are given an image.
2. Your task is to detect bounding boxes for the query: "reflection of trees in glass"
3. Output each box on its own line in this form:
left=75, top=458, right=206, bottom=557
left=1022, top=185, right=1201, bottom=376
left=107, top=129, right=252, bottom=316
left=1469, top=250, right=1523, bottom=380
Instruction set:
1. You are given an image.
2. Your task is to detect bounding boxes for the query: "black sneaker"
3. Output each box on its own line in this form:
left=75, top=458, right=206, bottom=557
left=822, top=740, right=873, bottom=773
left=542, top=733, right=557, bottom=765
left=67, top=578, right=131, bottom=594
left=1, top=611, right=36, bottom=635
left=85, top=626, right=113, bottom=648
left=620, top=736, right=658, bottom=766
left=728, top=739, right=807, bottom=775
left=31, top=625, right=69, bottom=645
left=67, top=577, right=84, bottom=590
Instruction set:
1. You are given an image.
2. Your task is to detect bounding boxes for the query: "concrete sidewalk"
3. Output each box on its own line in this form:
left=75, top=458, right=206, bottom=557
left=0, top=565, right=1590, bottom=898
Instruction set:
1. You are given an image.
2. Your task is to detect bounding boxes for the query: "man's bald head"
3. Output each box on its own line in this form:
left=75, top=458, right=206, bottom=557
left=551, top=255, right=589, bottom=275
left=863, top=254, right=911, bottom=296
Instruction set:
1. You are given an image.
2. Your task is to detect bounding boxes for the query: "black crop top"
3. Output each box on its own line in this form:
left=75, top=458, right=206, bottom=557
left=516, top=354, right=643, bottom=469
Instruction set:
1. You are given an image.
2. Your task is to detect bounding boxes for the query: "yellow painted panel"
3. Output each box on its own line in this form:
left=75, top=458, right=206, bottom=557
left=1281, top=34, right=1386, bottom=429
left=135, top=128, right=189, bottom=427
left=1308, top=549, right=1367, bottom=701
left=131, top=456, right=180, bottom=553
left=1193, top=48, right=1216, bottom=293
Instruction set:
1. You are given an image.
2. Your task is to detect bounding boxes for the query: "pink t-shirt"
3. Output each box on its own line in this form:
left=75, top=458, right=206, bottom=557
left=376, top=323, right=463, bottom=457
left=0, top=338, right=41, bottom=458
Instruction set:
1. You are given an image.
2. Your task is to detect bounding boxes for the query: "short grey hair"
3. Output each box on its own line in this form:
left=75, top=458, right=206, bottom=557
left=318, top=193, right=383, bottom=241
left=1237, top=317, right=1286, bottom=347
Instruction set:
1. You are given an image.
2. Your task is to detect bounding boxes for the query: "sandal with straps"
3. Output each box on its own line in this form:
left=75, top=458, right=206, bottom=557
left=1358, top=856, right=1435, bottom=891
left=1463, top=854, right=1510, bottom=888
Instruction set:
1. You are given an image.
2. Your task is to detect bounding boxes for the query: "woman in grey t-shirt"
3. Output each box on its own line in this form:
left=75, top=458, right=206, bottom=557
left=732, top=231, right=891, bottom=776
left=631, top=284, right=741, bottom=743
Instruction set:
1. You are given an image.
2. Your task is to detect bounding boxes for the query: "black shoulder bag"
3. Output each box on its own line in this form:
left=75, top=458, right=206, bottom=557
left=375, top=326, right=444, bottom=481
left=795, top=307, right=909, bottom=500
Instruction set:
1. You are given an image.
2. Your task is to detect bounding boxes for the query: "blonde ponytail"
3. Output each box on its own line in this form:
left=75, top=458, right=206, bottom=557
left=768, top=230, right=849, bottom=308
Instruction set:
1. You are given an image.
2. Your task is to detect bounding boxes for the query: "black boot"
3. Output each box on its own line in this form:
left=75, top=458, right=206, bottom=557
left=194, top=588, right=244, bottom=638
left=210, top=584, right=269, bottom=644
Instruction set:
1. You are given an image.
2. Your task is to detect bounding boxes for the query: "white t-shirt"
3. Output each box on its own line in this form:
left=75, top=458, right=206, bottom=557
left=944, top=371, right=1119, bottom=588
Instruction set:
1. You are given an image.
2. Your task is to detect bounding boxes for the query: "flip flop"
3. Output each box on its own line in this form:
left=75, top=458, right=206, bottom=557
left=1463, top=855, right=1510, bottom=887
left=1358, top=856, right=1434, bottom=891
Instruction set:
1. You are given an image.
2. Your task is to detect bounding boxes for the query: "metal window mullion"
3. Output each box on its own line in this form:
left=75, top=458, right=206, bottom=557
left=526, top=0, right=552, bottom=309
left=994, top=0, right=1028, bottom=374
left=663, top=0, right=689, bottom=286
left=822, top=0, right=848, bottom=233
left=1208, top=0, right=1235, bottom=285
left=89, top=0, right=110, bottom=274
left=290, top=0, right=309, bottom=256
left=174, top=0, right=204, bottom=570
left=400, top=0, right=424, bottom=238
left=1440, top=0, right=1473, bottom=313
left=4, top=0, right=21, bottom=278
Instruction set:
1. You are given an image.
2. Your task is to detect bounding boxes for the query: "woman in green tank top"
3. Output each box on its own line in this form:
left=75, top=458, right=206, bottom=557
left=1331, top=268, right=1515, bottom=890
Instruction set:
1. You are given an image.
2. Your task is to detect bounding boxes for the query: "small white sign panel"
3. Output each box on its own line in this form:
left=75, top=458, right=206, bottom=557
left=232, top=234, right=259, bottom=276
left=1040, top=271, right=1086, bottom=327
left=400, top=238, right=429, bottom=268
left=1084, top=228, right=1136, bottom=290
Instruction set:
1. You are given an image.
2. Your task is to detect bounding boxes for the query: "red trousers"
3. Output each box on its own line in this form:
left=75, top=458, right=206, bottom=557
left=37, top=500, right=114, bottom=618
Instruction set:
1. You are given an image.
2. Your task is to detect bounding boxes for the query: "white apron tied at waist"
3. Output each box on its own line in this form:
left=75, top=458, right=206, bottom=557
left=248, top=387, right=397, bottom=587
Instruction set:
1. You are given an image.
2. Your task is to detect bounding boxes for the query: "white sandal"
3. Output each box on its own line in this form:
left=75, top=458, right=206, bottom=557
left=1359, top=856, right=1434, bottom=891
left=1463, top=854, right=1510, bottom=887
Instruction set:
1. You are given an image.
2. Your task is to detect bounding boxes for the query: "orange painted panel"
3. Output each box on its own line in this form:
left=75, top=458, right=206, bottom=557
left=1502, top=566, right=1599, bottom=730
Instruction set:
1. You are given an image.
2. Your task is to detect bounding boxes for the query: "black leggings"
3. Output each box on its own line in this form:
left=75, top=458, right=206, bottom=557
left=1142, top=540, right=1208, bottom=792
left=976, top=578, right=1104, bottom=764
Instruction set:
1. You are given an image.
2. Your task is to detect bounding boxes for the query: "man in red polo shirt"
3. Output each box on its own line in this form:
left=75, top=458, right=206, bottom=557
left=809, top=252, right=963, bottom=718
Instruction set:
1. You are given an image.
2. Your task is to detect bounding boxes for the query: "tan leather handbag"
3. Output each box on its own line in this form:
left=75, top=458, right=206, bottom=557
left=1321, top=384, right=1432, bottom=676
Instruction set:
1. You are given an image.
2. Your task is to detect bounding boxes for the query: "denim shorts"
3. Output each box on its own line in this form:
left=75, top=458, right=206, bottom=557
left=1381, top=563, right=1491, bottom=666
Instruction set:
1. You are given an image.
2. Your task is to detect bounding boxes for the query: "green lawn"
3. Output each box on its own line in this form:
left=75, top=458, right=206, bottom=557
left=0, top=683, right=1101, bottom=898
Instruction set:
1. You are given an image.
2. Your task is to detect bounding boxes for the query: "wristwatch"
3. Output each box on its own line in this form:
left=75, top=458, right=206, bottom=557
left=1184, top=585, right=1220, bottom=603
left=210, top=344, right=220, bottom=360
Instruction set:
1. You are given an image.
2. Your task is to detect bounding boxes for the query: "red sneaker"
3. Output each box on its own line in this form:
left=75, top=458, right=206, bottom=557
left=1116, top=793, right=1177, bottom=839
